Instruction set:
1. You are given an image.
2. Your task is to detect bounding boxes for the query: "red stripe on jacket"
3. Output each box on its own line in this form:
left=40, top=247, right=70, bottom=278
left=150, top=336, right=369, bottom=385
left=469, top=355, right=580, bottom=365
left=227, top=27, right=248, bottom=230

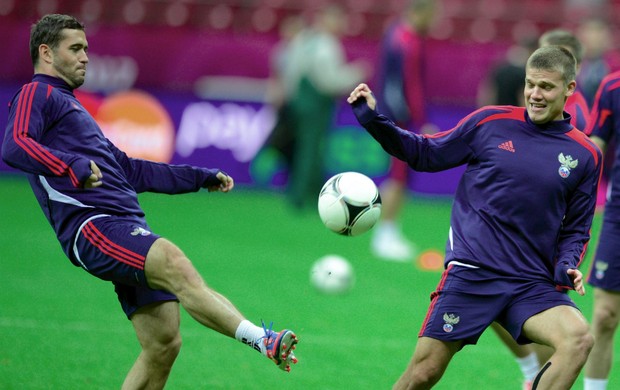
left=12, top=82, right=81, bottom=187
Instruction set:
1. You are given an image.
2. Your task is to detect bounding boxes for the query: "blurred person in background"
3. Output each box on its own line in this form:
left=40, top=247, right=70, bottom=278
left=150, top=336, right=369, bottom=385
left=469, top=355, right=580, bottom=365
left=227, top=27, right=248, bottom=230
left=1, top=14, right=299, bottom=389
left=477, top=35, right=537, bottom=108
left=263, top=14, right=306, bottom=171
left=283, top=3, right=367, bottom=209
left=583, top=69, right=620, bottom=390
left=572, top=20, right=619, bottom=212
left=371, top=0, right=437, bottom=261
left=577, top=18, right=620, bottom=107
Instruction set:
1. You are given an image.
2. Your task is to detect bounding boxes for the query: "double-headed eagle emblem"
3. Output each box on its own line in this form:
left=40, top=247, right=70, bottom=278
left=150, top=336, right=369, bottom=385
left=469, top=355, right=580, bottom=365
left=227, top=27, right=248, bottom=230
left=558, top=153, right=578, bottom=178
left=442, top=313, right=460, bottom=333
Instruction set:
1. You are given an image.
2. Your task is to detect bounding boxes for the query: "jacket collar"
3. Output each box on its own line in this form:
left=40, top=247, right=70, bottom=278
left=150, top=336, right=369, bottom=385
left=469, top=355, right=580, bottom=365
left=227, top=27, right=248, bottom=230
left=524, top=110, right=574, bottom=133
left=32, top=74, right=74, bottom=94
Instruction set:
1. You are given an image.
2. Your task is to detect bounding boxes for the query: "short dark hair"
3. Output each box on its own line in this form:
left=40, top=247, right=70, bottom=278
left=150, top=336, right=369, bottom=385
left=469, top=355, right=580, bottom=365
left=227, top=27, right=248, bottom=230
left=526, top=46, right=577, bottom=85
left=30, top=14, right=84, bottom=67
left=538, top=29, right=583, bottom=65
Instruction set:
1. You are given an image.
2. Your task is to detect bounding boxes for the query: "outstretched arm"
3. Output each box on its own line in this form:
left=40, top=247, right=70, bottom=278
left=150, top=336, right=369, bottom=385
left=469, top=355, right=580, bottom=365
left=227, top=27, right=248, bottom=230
left=108, top=139, right=233, bottom=195
left=348, top=82, right=475, bottom=172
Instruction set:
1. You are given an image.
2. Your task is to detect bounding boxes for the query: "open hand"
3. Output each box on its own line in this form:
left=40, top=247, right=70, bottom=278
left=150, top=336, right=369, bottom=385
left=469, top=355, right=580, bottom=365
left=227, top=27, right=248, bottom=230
left=568, top=268, right=585, bottom=296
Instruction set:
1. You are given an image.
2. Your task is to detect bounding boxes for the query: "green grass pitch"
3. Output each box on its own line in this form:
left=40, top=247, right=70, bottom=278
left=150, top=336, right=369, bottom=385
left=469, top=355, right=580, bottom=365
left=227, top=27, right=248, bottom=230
left=0, top=176, right=616, bottom=389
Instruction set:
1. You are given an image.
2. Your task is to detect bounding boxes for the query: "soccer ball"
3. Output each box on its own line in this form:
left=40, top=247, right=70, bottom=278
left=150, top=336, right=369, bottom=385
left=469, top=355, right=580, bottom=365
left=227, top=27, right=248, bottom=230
left=310, top=255, right=355, bottom=294
left=318, top=171, right=381, bottom=236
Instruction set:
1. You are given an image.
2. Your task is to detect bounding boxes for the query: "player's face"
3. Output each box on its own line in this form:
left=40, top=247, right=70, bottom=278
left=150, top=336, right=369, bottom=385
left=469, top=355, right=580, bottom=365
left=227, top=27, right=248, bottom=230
left=524, top=67, right=575, bottom=124
left=51, top=29, right=89, bottom=88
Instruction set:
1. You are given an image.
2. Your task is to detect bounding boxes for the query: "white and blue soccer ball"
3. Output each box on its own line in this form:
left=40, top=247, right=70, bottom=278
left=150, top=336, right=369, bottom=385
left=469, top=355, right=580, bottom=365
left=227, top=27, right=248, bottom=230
left=310, top=255, right=355, bottom=294
left=318, top=171, right=382, bottom=237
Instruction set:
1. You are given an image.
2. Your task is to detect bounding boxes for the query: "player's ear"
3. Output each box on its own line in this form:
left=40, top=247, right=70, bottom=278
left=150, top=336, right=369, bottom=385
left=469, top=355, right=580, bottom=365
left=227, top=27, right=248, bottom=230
left=38, top=44, right=53, bottom=65
left=565, top=80, right=576, bottom=97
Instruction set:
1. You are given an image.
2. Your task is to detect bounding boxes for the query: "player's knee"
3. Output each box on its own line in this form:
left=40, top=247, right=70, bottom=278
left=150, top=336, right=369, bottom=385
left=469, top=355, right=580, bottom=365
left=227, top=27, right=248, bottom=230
left=412, top=372, right=442, bottom=388
left=565, top=326, right=594, bottom=361
left=161, top=335, right=182, bottom=367
left=580, top=330, right=594, bottom=355
left=410, top=364, right=444, bottom=387
left=593, top=304, right=620, bottom=333
left=146, top=332, right=182, bottom=369
left=165, top=334, right=182, bottom=364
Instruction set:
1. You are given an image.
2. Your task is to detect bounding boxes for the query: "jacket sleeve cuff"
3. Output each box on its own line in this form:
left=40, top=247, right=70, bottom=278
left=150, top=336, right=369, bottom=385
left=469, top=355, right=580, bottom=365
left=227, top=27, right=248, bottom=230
left=201, top=168, right=224, bottom=188
left=71, top=158, right=93, bottom=188
left=351, top=100, right=379, bottom=126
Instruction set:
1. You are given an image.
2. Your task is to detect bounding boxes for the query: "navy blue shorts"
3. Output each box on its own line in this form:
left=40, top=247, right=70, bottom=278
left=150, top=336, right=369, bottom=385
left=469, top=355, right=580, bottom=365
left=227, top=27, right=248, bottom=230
left=72, top=215, right=178, bottom=318
left=587, top=219, right=620, bottom=291
left=419, top=264, right=577, bottom=346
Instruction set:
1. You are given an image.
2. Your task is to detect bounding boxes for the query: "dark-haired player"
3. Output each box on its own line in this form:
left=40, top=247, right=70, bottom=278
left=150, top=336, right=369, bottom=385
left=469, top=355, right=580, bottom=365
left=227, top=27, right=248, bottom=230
left=1, top=14, right=298, bottom=388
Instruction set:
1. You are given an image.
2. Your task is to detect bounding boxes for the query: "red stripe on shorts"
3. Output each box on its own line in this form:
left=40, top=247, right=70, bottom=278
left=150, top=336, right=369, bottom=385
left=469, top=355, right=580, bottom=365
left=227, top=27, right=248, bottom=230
left=418, top=263, right=453, bottom=337
left=82, top=221, right=146, bottom=270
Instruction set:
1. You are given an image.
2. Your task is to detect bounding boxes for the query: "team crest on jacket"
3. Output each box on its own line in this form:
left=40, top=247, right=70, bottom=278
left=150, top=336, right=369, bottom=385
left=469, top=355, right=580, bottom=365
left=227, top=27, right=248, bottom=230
left=442, top=313, right=460, bottom=333
left=594, top=260, right=609, bottom=280
left=558, top=153, right=578, bottom=178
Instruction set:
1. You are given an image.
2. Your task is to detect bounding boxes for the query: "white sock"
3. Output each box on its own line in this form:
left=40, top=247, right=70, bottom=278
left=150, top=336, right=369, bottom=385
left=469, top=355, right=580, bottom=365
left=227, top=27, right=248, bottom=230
left=234, top=320, right=266, bottom=355
left=379, top=220, right=396, bottom=230
left=374, top=221, right=397, bottom=237
left=516, top=352, right=540, bottom=382
left=584, top=377, right=608, bottom=390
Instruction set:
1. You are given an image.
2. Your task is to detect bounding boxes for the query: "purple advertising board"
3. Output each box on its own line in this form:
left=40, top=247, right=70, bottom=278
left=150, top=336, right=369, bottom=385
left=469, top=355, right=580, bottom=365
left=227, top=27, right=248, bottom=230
left=0, top=83, right=466, bottom=196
